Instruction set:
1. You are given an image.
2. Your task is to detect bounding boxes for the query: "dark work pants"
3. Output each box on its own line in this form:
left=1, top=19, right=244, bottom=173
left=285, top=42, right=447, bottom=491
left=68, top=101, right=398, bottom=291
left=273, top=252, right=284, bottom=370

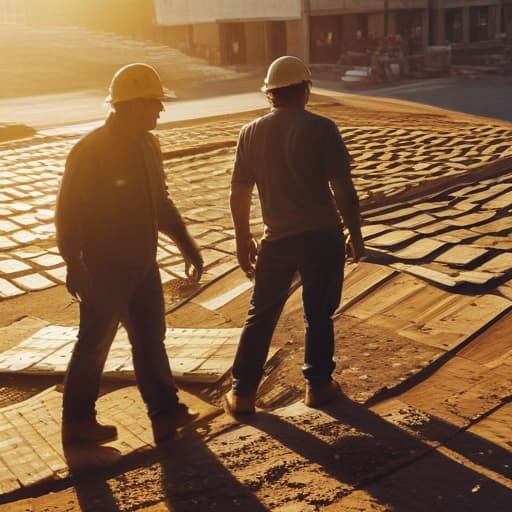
left=62, top=263, right=179, bottom=422
left=232, top=227, right=345, bottom=395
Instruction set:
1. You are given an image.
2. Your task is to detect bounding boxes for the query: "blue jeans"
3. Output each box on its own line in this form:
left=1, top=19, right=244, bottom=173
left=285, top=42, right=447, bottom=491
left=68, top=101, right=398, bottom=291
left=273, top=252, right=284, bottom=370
left=62, top=263, right=179, bottom=422
left=232, top=227, right=345, bottom=395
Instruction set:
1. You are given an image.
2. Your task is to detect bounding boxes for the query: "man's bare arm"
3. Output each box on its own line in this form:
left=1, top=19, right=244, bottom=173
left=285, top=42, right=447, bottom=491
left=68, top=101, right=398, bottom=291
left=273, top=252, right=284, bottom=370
left=230, top=181, right=258, bottom=278
left=330, top=176, right=365, bottom=262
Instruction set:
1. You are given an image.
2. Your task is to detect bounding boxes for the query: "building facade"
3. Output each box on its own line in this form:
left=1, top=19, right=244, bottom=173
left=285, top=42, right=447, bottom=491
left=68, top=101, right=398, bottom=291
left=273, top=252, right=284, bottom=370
left=154, top=0, right=304, bottom=65
left=155, top=0, right=510, bottom=64
left=430, top=0, right=511, bottom=45
left=1, top=0, right=510, bottom=64
left=154, top=0, right=431, bottom=65
left=307, top=0, right=429, bottom=62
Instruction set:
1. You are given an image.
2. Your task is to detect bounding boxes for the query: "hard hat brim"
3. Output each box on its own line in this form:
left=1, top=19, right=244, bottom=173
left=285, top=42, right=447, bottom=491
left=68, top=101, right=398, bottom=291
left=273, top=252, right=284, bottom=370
left=161, top=88, right=177, bottom=101
left=261, top=80, right=311, bottom=93
left=105, top=90, right=177, bottom=104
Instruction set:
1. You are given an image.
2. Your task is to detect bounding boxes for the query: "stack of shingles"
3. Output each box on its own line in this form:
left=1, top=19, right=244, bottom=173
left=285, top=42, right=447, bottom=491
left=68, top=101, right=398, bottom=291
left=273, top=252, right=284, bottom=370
left=362, top=172, right=512, bottom=294
left=1, top=103, right=511, bottom=301
left=158, top=118, right=253, bottom=154
left=0, top=138, right=72, bottom=298
left=345, top=123, right=512, bottom=202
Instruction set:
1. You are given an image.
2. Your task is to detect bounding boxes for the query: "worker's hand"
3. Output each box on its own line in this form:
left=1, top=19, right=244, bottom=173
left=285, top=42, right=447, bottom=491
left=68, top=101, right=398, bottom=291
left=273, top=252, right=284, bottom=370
left=65, top=259, right=90, bottom=301
left=184, top=246, right=203, bottom=282
left=346, top=233, right=365, bottom=263
left=236, top=235, right=258, bottom=279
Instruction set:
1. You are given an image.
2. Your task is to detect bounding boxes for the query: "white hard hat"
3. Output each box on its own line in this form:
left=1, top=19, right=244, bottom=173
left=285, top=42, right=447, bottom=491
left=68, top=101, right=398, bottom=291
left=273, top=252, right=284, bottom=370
left=262, top=55, right=312, bottom=92
left=106, top=63, right=175, bottom=104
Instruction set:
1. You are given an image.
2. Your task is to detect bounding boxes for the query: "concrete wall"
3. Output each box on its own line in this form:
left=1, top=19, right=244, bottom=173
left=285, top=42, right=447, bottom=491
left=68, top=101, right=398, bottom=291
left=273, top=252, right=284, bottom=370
left=506, top=6, right=512, bottom=42
left=245, top=22, right=267, bottom=64
left=430, top=0, right=501, bottom=7
left=309, top=0, right=427, bottom=14
left=389, top=0, right=427, bottom=8
left=310, top=0, right=386, bottom=13
left=0, top=0, right=26, bottom=23
left=156, top=25, right=191, bottom=50
left=367, top=12, right=385, bottom=37
left=286, top=18, right=310, bottom=63
left=155, top=0, right=301, bottom=26
left=193, top=23, right=220, bottom=47
left=192, top=23, right=221, bottom=64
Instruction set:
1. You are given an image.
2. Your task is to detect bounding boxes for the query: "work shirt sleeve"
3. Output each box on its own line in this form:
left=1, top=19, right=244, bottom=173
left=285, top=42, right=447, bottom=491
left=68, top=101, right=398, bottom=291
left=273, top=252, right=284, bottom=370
left=55, top=144, right=88, bottom=265
left=147, top=135, right=189, bottom=236
left=146, top=135, right=201, bottom=265
left=157, top=174, right=188, bottom=236
left=231, top=125, right=255, bottom=186
left=323, top=120, right=352, bottom=180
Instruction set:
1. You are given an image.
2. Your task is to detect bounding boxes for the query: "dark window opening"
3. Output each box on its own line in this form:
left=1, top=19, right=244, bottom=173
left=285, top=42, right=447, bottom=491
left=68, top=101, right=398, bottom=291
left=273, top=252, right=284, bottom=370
left=220, top=22, right=247, bottom=65
left=470, top=6, right=490, bottom=42
left=446, top=8, right=463, bottom=43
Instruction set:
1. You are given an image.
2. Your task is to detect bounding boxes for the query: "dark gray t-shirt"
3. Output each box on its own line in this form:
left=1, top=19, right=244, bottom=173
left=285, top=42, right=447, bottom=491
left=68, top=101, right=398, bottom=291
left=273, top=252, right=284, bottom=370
left=232, top=108, right=351, bottom=240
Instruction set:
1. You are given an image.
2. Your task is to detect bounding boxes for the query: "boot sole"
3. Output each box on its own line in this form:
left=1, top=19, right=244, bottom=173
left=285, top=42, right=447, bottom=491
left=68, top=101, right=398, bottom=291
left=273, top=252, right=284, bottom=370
left=62, top=430, right=118, bottom=445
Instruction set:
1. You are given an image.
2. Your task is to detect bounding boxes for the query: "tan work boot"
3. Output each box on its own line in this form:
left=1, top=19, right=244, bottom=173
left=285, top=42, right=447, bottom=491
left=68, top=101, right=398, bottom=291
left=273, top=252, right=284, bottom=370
left=304, top=381, right=341, bottom=408
left=151, top=403, right=199, bottom=443
left=62, top=419, right=118, bottom=444
left=222, top=389, right=256, bottom=416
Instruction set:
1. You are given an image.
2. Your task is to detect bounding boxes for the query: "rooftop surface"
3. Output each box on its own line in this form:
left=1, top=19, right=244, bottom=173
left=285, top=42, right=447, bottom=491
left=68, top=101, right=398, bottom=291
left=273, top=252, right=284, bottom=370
left=0, top=91, right=511, bottom=510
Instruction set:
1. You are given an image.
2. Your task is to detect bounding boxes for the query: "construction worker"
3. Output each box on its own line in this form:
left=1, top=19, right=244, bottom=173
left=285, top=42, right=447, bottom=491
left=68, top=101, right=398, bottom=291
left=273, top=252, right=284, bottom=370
left=224, top=56, right=365, bottom=415
left=56, top=63, right=203, bottom=444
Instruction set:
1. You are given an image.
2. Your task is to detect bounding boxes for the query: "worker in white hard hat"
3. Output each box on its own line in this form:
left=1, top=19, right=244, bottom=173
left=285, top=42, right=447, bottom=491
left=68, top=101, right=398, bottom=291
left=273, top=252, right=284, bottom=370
left=56, top=63, right=203, bottom=444
left=224, top=56, right=365, bottom=415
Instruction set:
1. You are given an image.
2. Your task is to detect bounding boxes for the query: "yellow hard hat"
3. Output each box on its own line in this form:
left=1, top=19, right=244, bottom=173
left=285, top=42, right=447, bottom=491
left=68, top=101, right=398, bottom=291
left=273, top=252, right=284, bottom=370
left=262, top=56, right=312, bottom=92
left=106, top=63, right=175, bottom=104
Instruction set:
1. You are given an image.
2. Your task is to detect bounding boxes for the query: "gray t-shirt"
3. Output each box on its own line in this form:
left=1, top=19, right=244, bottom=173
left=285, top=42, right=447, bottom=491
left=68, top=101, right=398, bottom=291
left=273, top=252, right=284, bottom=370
left=232, top=107, right=351, bottom=240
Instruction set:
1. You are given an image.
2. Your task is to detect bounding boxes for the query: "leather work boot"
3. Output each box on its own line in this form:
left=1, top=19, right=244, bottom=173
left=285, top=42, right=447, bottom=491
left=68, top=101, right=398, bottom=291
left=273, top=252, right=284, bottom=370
left=222, top=389, right=256, bottom=416
left=151, top=403, right=199, bottom=444
left=304, top=380, right=341, bottom=408
left=62, top=419, right=118, bottom=444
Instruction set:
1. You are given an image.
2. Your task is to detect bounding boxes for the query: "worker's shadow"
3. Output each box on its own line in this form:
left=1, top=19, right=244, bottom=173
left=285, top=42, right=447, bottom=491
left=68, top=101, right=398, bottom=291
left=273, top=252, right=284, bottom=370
left=62, top=439, right=122, bottom=511
left=59, top=396, right=512, bottom=511
left=241, top=397, right=512, bottom=511
left=62, top=431, right=269, bottom=512
left=157, top=431, right=269, bottom=511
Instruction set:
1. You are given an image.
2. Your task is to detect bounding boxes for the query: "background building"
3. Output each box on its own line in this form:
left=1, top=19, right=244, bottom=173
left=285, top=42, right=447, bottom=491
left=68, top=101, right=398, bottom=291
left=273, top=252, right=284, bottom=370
left=0, top=0, right=510, bottom=64
left=429, top=0, right=510, bottom=45
left=154, top=0, right=430, bottom=65
left=307, top=0, right=429, bottom=63
left=154, top=1, right=510, bottom=65
left=154, top=0, right=304, bottom=65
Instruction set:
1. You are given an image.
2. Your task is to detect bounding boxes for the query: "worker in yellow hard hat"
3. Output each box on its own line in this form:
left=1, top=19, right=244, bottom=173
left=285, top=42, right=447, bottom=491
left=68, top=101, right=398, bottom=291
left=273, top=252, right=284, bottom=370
left=56, top=63, right=203, bottom=445
left=224, top=56, right=365, bottom=415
